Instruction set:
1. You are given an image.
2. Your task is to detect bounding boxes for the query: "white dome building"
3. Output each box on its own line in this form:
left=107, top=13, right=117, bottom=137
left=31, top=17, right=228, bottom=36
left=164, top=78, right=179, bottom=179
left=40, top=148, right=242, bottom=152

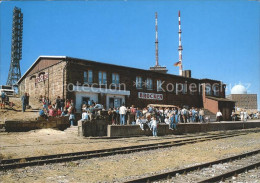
left=231, top=84, right=247, bottom=94
left=227, top=84, right=257, bottom=110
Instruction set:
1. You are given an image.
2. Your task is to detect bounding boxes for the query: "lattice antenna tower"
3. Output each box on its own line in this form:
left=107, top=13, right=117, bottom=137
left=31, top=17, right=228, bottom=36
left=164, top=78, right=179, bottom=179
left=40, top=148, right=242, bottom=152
left=6, top=7, right=23, bottom=87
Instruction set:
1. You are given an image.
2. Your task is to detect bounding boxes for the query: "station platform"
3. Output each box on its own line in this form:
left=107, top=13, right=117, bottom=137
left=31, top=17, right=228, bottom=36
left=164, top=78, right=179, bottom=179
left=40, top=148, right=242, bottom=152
left=107, top=121, right=260, bottom=137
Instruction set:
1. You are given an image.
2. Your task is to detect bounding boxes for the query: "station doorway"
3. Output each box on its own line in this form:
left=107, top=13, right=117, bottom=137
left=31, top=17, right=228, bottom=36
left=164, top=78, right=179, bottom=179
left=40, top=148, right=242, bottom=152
left=109, top=97, right=122, bottom=109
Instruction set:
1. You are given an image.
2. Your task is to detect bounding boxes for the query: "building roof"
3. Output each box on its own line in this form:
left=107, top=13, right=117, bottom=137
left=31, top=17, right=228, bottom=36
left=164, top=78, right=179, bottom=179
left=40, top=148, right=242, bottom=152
left=206, top=96, right=235, bottom=102
left=18, top=55, right=223, bottom=84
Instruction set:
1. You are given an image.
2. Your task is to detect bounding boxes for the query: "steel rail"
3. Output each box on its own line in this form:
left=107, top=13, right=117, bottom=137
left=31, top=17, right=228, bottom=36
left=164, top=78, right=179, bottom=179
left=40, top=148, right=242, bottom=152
left=0, top=130, right=258, bottom=171
left=198, top=161, right=260, bottom=183
left=124, top=149, right=260, bottom=183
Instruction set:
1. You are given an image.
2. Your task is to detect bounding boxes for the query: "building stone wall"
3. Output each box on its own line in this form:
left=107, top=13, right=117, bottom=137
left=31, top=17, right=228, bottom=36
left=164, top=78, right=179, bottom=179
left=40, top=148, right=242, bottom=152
left=227, top=94, right=257, bottom=110
left=22, top=61, right=66, bottom=103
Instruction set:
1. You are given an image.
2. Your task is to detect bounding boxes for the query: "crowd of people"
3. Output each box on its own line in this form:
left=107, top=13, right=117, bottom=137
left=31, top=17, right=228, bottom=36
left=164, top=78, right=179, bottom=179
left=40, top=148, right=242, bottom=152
left=38, top=95, right=78, bottom=126
left=16, top=93, right=260, bottom=136
left=105, top=105, right=208, bottom=137
left=38, top=96, right=100, bottom=126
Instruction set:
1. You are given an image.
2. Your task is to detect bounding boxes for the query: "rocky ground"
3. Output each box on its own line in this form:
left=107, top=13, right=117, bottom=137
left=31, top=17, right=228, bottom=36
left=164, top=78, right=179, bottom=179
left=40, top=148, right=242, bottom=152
left=0, top=128, right=223, bottom=159
left=0, top=132, right=259, bottom=183
left=0, top=97, right=39, bottom=122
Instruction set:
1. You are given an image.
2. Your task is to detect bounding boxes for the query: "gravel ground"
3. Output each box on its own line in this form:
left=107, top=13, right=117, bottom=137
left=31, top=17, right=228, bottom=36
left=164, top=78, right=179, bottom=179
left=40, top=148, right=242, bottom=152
left=163, top=154, right=260, bottom=183
left=223, top=168, right=260, bottom=183
left=0, top=128, right=240, bottom=159
left=0, top=132, right=259, bottom=183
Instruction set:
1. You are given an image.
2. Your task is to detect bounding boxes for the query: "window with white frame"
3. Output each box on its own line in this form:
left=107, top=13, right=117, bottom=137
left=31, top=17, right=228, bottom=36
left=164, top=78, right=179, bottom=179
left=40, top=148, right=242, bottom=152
left=83, top=70, right=93, bottom=84
left=205, top=85, right=211, bottom=96
left=136, top=76, right=142, bottom=89
left=146, top=78, right=153, bottom=90
left=98, top=71, right=107, bottom=85
left=112, top=73, right=120, bottom=85
left=157, top=80, right=163, bottom=91
left=213, top=85, right=219, bottom=96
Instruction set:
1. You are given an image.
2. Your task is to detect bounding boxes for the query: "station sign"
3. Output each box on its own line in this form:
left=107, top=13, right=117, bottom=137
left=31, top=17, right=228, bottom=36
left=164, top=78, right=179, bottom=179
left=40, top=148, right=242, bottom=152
left=138, top=92, right=163, bottom=100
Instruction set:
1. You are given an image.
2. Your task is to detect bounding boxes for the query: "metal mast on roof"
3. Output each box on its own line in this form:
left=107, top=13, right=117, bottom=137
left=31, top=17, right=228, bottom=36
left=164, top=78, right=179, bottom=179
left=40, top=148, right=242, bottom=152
left=178, top=10, right=183, bottom=76
left=155, top=12, right=159, bottom=67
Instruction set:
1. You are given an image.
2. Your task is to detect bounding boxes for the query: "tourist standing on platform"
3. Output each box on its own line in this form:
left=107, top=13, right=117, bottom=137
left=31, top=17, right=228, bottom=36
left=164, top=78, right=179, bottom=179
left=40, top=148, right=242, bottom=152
left=231, top=110, right=236, bottom=121
left=130, top=105, right=136, bottom=124
left=194, top=108, right=199, bottom=122
left=112, top=108, right=117, bottom=125
left=150, top=116, right=158, bottom=137
left=169, top=114, right=175, bottom=130
left=177, top=107, right=181, bottom=123
left=119, top=104, right=127, bottom=125
left=182, top=107, right=188, bottom=123
left=159, top=107, right=164, bottom=123
left=148, top=105, right=153, bottom=113
left=81, top=109, right=88, bottom=121
left=243, top=110, right=248, bottom=122
left=21, top=93, right=27, bottom=112
left=60, top=97, right=65, bottom=112
left=108, top=108, right=113, bottom=125
left=199, top=108, right=205, bottom=123
left=173, top=107, right=178, bottom=124
left=69, top=106, right=76, bottom=126
left=56, top=96, right=61, bottom=110
left=136, top=108, right=142, bottom=119
left=240, top=110, right=244, bottom=122
left=216, top=110, right=222, bottom=122
left=188, top=109, right=192, bottom=122
left=88, top=105, right=95, bottom=120
left=191, top=107, right=196, bottom=122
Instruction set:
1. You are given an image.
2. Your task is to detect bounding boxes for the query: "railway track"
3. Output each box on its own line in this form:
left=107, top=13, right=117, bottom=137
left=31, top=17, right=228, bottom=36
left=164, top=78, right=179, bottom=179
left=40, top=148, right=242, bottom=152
left=0, top=129, right=259, bottom=171
left=124, top=149, right=260, bottom=183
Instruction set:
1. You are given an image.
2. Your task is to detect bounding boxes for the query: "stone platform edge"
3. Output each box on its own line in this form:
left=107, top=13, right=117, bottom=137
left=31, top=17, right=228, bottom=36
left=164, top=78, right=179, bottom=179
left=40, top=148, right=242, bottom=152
left=107, top=121, right=260, bottom=137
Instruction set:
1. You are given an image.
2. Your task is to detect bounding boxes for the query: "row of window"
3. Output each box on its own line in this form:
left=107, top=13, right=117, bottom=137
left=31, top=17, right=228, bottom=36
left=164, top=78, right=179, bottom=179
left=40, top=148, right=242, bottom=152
left=83, top=71, right=220, bottom=96
left=84, top=70, right=119, bottom=85
left=136, top=76, right=163, bottom=91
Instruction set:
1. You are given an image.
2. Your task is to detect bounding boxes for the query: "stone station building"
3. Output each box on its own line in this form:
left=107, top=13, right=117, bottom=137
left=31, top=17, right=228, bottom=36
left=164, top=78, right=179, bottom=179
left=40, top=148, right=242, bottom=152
left=18, top=56, right=235, bottom=120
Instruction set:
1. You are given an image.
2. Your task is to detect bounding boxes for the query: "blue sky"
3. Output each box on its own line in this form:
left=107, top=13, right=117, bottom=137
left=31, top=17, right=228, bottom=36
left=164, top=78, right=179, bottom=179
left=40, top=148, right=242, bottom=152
left=0, top=1, right=259, bottom=109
